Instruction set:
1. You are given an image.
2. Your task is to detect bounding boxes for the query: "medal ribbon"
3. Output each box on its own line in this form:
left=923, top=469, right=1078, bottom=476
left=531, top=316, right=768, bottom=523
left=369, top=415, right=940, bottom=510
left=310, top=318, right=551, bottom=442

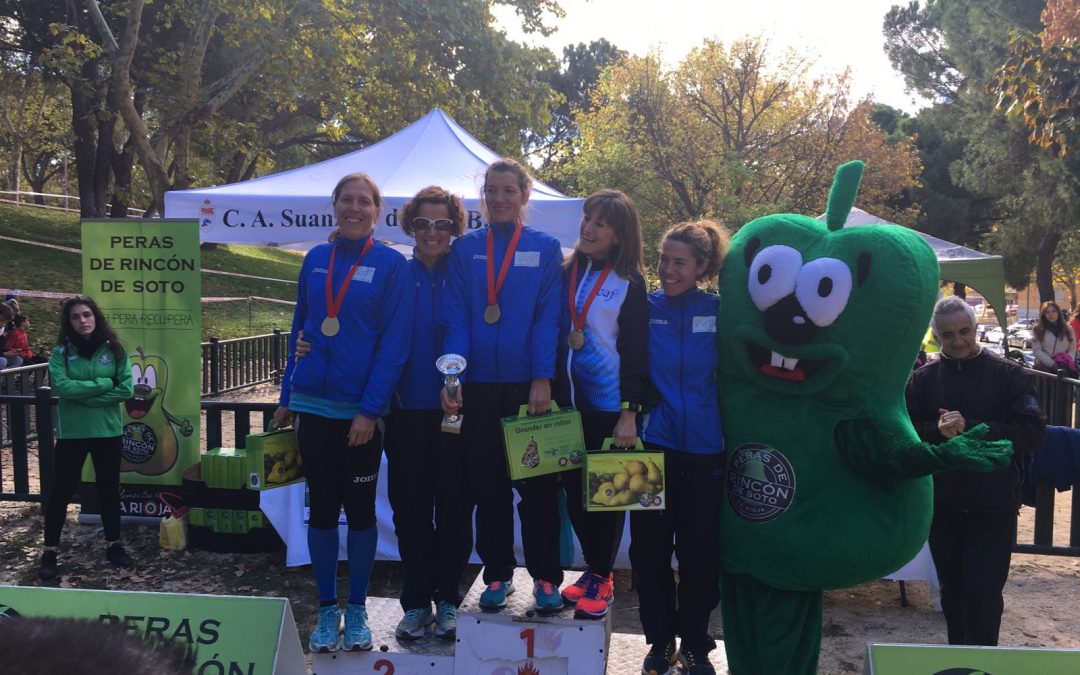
left=569, top=257, right=613, bottom=332
left=325, top=236, right=375, bottom=319
left=486, top=223, right=523, bottom=309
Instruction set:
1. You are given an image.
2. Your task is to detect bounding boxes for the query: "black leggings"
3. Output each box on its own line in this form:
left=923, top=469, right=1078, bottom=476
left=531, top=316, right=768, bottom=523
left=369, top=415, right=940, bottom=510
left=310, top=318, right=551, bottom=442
left=44, top=437, right=122, bottom=546
left=295, top=413, right=382, bottom=530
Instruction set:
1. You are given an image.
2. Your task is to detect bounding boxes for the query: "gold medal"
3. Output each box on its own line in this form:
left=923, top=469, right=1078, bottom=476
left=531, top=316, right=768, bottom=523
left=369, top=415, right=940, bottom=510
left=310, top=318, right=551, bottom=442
left=321, top=316, right=340, bottom=337
left=568, top=329, right=585, bottom=350
left=484, top=303, right=501, bottom=324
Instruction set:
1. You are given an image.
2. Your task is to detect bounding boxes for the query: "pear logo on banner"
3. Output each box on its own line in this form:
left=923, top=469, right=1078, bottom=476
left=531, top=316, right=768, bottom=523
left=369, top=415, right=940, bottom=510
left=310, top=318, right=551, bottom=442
left=120, top=346, right=193, bottom=475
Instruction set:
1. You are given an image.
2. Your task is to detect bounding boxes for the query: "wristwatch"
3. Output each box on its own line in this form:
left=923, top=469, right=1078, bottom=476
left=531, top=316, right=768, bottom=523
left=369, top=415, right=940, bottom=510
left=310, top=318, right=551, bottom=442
left=621, top=401, right=643, bottom=413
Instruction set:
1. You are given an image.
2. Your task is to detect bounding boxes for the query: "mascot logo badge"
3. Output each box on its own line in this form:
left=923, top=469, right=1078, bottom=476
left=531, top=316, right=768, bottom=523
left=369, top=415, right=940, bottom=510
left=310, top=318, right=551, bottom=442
left=727, top=442, right=796, bottom=522
left=121, top=346, right=193, bottom=475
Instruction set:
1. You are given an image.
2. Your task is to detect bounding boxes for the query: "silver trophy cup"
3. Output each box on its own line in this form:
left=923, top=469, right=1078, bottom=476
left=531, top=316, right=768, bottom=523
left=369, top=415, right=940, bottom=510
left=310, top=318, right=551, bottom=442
left=436, top=353, right=467, bottom=433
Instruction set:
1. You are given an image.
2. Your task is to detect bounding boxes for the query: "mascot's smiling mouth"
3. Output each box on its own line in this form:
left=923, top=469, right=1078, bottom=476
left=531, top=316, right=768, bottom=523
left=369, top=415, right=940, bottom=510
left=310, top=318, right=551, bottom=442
left=125, top=390, right=157, bottom=419
left=746, top=341, right=828, bottom=382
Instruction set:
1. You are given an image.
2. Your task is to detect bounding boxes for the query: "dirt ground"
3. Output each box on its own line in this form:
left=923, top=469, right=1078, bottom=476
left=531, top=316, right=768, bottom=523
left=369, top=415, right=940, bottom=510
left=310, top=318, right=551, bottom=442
left=3, top=384, right=1080, bottom=673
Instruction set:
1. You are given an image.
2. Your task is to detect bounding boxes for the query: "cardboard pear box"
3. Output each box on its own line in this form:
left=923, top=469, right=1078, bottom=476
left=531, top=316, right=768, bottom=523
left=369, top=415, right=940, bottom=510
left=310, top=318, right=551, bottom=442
left=499, top=403, right=585, bottom=480
left=584, top=443, right=666, bottom=512
left=243, top=428, right=303, bottom=490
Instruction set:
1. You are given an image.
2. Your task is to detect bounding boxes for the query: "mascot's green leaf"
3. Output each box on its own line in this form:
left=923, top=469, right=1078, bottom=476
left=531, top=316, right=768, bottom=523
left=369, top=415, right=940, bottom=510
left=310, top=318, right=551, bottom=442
left=825, top=160, right=864, bottom=232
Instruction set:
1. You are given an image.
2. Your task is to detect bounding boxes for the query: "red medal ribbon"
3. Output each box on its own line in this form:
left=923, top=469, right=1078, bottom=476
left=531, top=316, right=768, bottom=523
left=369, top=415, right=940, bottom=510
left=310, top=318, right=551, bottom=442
left=325, top=236, right=375, bottom=319
left=569, top=257, right=613, bottom=332
left=486, top=223, right=523, bottom=308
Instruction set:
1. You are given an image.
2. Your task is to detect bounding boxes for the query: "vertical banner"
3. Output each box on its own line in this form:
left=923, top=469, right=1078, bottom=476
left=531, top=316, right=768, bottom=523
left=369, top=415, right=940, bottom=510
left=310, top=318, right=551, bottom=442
left=80, top=219, right=201, bottom=516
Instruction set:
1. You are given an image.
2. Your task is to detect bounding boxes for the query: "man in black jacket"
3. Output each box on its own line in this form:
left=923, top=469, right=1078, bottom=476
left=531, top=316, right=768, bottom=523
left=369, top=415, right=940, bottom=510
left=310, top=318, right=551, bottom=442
left=906, top=296, right=1045, bottom=646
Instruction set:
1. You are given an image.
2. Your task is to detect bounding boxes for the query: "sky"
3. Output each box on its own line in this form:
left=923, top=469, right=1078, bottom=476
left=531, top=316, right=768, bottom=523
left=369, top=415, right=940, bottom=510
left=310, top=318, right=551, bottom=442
left=493, top=0, right=933, bottom=114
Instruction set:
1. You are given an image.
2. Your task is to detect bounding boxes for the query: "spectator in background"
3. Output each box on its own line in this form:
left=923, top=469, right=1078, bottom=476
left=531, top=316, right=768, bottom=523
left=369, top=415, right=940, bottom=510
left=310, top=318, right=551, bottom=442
left=1069, top=307, right=1080, bottom=355
left=3, top=314, right=33, bottom=368
left=41, top=296, right=135, bottom=580
left=1031, top=300, right=1076, bottom=373
left=0, top=302, right=13, bottom=370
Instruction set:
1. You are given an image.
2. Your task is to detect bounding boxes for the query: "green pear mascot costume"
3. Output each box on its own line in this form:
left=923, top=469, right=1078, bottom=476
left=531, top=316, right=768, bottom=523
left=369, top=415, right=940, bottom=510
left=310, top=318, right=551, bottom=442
left=717, top=161, right=1013, bottom=674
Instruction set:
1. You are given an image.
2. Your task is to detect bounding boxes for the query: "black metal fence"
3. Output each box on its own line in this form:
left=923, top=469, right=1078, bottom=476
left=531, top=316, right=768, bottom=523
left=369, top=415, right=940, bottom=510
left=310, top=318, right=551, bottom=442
left=1018, top=370, right=1080, bottom=556
left=0, top=363, right=49, bottom=451
left=201, top=330, right=287, bottom=397
left=0, top=388, right=275, bottom=503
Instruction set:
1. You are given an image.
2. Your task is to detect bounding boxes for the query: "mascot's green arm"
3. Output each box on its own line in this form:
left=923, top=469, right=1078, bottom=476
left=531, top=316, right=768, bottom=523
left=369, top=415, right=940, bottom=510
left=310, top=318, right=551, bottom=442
left=835, top=418, right=1013, bottom=481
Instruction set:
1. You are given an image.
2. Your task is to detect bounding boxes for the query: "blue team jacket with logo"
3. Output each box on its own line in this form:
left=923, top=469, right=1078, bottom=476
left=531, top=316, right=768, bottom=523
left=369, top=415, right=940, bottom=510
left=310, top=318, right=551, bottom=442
left=279, top=234, right=414, bottom=420
left=393, top=253, right=449, bottom=410
left=642, top=287, right=724, bottom=454
left=443, top=223, right=562, bottom=383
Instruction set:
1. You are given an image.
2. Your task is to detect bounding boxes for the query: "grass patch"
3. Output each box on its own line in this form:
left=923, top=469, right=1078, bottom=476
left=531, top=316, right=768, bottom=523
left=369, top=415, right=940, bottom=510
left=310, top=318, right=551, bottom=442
left=0, top=204, right=301, bottom=341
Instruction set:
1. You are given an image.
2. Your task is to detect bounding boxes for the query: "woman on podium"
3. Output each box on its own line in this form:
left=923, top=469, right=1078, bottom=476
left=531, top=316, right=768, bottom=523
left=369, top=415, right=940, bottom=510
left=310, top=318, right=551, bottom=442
left=635, top=221, right=729, bottom=675
left=440, top=158, right=564, bottom=614
left=274, top=172, right=414, bottom=654
left=383, top=186, right=472, bottom=640
left=553, top=189, right=649, bottom=620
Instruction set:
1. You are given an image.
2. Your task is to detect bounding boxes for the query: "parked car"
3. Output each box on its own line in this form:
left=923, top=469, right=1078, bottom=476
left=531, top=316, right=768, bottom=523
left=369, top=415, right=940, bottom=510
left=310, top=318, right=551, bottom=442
left=1012, top=318, right=1036, bottom=331
left=984, top=326, right=1006, bottom=344
left=1007, top=328, right=1034, bottom=350
left=976, top=323, right=995, bottom=341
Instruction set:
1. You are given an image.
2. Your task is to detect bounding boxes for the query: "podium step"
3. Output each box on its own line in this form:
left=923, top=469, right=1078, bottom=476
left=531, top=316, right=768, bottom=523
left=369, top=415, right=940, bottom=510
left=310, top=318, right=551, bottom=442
left=606, top=631, right=729, bottom=675
left=311, top=595, right=454, bottom=674
left=456, top=567, right=611, bottom=673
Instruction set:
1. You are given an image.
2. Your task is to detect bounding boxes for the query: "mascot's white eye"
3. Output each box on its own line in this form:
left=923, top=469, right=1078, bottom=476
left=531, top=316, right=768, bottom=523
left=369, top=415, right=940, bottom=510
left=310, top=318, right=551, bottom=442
left=144, top=365, right=158, bottom=389
left=131, top=363, right=143, bottom=383
left=795, top=257, right=852, bottom=327
left=748, top=245, right=802, bottom=311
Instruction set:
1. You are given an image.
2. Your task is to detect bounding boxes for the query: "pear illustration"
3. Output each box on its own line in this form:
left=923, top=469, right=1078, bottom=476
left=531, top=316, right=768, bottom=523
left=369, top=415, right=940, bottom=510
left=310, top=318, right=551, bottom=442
left=629, top=474, right=648, bottom=493
left=646, top=458, right=662, bottom=484
left=613, top=472, right=630, bottom=491
left=121, top=347, right=192, bottom=476
left=623, top=460, right=646, bottom=477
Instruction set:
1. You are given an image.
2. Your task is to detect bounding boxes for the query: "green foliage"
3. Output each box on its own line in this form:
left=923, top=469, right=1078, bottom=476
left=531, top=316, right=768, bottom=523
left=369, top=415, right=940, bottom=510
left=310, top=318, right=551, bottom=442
left=569, top=37, right=921, bottom=267
left=993, top=29, right=1080, bottom=158
left=883, top=0, right=1079, bottom=300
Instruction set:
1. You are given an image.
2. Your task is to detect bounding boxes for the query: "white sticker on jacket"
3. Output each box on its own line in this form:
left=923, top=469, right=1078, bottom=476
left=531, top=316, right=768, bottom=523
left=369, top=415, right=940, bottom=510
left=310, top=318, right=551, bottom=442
left=353, top=267, right=375, bottom=283
left=514, top=251, right=540, bottom=267
left=692, top=316, right=717, bottom=333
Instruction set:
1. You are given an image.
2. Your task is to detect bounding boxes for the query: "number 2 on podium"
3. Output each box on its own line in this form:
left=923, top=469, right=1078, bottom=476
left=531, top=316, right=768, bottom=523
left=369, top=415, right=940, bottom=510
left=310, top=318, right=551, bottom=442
left=520, top=628, right=535, bottom=658
left=373, top=659, right=394, bottom=674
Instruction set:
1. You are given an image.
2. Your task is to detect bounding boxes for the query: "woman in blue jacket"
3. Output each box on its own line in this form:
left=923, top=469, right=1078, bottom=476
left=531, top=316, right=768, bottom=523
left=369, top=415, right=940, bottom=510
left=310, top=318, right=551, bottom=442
left=635, top=220, right=729, bottom=675
left=553, top=189, right=649, bottom=620
left=384, top=186, right=472, bottom=640
left=440, top=158, right=564, bottom=613
left=274, top=172, right=414, bottom=654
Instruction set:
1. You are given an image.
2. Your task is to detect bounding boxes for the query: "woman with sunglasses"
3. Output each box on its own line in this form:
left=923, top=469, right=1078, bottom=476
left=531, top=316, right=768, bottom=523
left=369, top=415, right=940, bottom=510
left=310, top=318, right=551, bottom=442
left=384, top=186, right=472, bottom=640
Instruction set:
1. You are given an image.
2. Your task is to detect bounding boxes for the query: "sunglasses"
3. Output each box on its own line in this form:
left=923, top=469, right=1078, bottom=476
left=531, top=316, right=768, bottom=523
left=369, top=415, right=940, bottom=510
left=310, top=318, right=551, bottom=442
left=412, top=217, right=454, bottom=232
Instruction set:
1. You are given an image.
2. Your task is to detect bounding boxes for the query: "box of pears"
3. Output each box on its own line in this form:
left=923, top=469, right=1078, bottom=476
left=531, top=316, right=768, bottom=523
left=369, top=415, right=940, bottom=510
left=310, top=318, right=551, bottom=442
left=500, top=402, right=585, bottom=480
left=584, top=440, right=665, bottom=512
left=244, top=427, right=303, bottom=490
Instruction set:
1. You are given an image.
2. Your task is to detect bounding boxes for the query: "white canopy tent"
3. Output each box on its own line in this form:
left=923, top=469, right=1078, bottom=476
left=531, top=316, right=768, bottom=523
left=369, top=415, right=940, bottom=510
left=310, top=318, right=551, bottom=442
left=829, top=207, right=1009, bottom=328
left=164, top=109, right=584, bottom=248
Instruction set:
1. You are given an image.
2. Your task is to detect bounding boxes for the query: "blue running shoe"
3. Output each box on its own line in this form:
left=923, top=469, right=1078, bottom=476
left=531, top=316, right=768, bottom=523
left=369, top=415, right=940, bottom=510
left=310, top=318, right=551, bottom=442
left=308, top=605, right=341, bottom=653
left=478, top=580, right=515, bottom=611
left=434, top=600, right=457, bottom=639
left=533, top=579, right=562, bottom=614
left=343, top=603, right=373, bottom=651
left=395, top=606, right=434, bottom=639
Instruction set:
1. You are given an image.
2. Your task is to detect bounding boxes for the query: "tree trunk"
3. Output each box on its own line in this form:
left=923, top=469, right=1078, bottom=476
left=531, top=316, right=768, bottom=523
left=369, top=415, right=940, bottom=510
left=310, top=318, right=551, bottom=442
left=1036, top=227, right=1063, bottom=304
left=952, top=282, right=966, bottom=298
left=70, top=73, right=100, bottom=218
left=93, top=106, right=116, bottom=216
